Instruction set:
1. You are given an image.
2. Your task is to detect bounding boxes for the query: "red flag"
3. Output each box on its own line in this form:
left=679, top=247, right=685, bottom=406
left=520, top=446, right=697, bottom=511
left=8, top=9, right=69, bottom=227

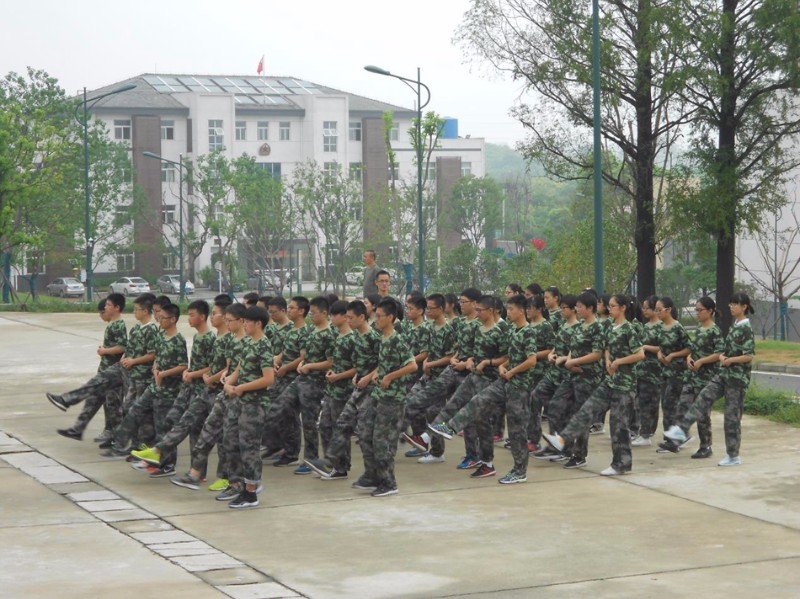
left=257, top=56, right=264, bottom=75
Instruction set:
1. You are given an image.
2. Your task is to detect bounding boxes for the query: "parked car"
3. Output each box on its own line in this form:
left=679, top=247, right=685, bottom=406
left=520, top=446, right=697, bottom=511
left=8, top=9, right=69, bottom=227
left=345, top=267, right=364, bottom=286
left=247, top=269, right=293, bottom=292
left=46, top=277, right=85, bottom=298
left=109, top=277, right=151, bottom=296
left=155, top=275, right=195, bottom=295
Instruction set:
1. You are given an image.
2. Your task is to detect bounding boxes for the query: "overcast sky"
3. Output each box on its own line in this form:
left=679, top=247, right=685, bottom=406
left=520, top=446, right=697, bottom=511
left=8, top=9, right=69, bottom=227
left=1, top=0, right=528, bottom=146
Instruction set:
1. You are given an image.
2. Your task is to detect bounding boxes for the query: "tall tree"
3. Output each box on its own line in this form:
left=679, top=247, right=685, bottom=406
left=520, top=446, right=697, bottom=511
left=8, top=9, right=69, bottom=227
left=445, top=175, right=504, bottom=247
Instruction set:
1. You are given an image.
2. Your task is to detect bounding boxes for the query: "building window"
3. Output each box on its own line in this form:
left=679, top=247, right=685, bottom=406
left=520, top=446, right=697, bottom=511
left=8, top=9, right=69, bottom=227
left=161, top=162, right=176, bottom=183
left=163, top=253, right=178, bottom=270
left=427, top=162, right=437, bottom=183
left=208, top=119, right=224, bottom=151
left=114, top=120, right=131, bottom=141
left=257, top=121, right=269, bottom=141
left=161, top=120, right=174, bottom=140
left=162, top=204, right=176, bottom=225
left=121, top=156, right=133, bottom=183
left=351, top=201, right=363, bottom=222
left=235, top=121, right=246, bottom=141
left=389, top=124, right=399, bottom=141
left=461, top=162, right=472, bottom=177
left=349, top=162, right=362, bottom=183
left=323, top=162, right=338, bottom=190
left=323, top=121, right=338, bottom=152
left=116, top=253, right=134, bottom=271
left=256, top=162, right=282, bottom=180
left=279, top=121, right=291, bottom=141
left=349, top=121, right=362, bottom=141
left=388, top=161, right=399, bottom=180
left=115, top=205, right=132, bottom=226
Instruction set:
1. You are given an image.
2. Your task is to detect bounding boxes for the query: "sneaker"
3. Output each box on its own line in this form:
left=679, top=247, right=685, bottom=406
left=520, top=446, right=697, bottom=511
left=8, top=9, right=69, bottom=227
left=320, top=469, right=348, bottom=481
left=215, top=485, right=242, bottom=501
left=631, top=435, right=651, bottom=447
left=305, top=458, right=332, bottom=477
left=589, top=423, right=605, bottom=435
left=401, top=432, right=429, bottom=453
left=57, top=427, right=82, bottom=441
left=528, top=441, right=541, bottom=455
left=229, top=490, right=259, bottom=509
left=294, top=464, right=313, bottom=475
left=417, top=454, right=445, bottom=464
left=718, top=454, right=742, bottom=467
left=456, top=456, right=481, bottom=470
left=548, top=453, right=568, bottom=462
left=46, top=392, right=68, bottom=411
left=664, top=424, right=688, bottom=444
left=503, top=439, right=512, bottom=450
left=656, top=439, right=680, bottom=453
left=99, top=445, right=129, bottom=459
left=427, top=422, right=455, bottom=440
left=171, top=473, right=200, bottom=490
left=470, top=464, right=496, bottom=478
left=93, top=430, right=112, bottom=443
left=149, top=465, right=175, bottom=478
left=532, top=446, right=561, bottom=460
left=404, top=447, right=428, bottom=458
left=600, top=466, right=626, bottom=476
left=499, top=470, right=527, bottom=484
left=351, top=476, right=378, bottom=491
left=371, top=484, right=398, bottom=497
left=98, top=438, right=114, bottom=449
left=130, top=446, right=161, bottom=466
left=273, top=456, right=300, bottom=467
left=492, top=434, right=505, bottom=444
left=691, top=446, right=713, bottom=459
left=130, top=460, right=153, bottom=472
left=563, top=457, right=587, bottom=469
left=678, top=435, right=694, bottom=449
left=207, top=478, right=229, bottom=491
left=542, top=433, right=566, bottom=452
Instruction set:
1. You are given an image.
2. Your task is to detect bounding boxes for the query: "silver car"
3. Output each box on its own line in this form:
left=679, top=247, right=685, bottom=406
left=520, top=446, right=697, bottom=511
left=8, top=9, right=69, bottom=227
left=46, top=277, right=85, bottom=298
left=156, top=275, right=195, bottom=295
left=109, top=276, right=151, bottom=296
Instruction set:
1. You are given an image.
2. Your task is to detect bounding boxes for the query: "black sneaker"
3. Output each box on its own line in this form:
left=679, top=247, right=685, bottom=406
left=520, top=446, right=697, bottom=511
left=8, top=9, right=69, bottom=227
left=57, top=427, right=82, bottom=441
left=273, top=455, right=300, bottom=467
left=215, top=485, right=242, bottom=501
left=98, top=437, right=114, bottom=449
left=691, top=446, right=713, bottom=459
left=321, top=469, right=348, bottom=481
left=351, top=476, right=378, bottom=491
left=371, top=484, right=398, bottom=497
left=305, top=458, right=332, bottom=477
left=46, top=392, right=68, bottom=411
left=149, top=464, right=176, bottom=478
left=470, top=464, right=497, bottom=478
left=99, top=445, right=129, bottom=459
left=171, top=473, right=201, bottom=490
left=563, top=457, right=587, bottom=469
left=657, top=439, right=680, bottom=454
left=532, top=446, right=561, bottom=460
left=229, top=490, right=259, bottom=509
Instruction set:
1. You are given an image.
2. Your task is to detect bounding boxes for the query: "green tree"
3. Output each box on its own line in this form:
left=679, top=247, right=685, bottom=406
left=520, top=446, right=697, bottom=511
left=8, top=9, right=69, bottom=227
left=445, top=175, right=503, bottom=247
left=429, top=243, right=502, bottom=292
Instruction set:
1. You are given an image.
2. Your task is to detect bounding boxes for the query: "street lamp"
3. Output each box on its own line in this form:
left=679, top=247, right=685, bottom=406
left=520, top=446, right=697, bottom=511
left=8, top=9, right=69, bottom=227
left=364, top=64, right=431, bottom=292
left=591, top=0, right=604, bottom=293
left=74, top=83, right=136, bottom=302
left=143, top=151, right=186, bottom=302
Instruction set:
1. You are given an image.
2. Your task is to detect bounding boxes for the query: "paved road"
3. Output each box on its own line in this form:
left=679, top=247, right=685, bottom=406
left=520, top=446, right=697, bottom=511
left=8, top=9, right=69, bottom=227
left=753, top=370, right=800, bottom=395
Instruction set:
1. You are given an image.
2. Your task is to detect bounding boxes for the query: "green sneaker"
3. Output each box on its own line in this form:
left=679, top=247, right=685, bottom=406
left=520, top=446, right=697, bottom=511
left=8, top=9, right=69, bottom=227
left=208, top=478, right=229, bottom=491
left=130, top=446, right=161, bottom=466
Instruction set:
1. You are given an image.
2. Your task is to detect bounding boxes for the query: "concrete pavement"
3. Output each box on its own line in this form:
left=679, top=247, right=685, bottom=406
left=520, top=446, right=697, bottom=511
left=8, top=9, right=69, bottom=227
left=1, top=311, right=800, bottom=598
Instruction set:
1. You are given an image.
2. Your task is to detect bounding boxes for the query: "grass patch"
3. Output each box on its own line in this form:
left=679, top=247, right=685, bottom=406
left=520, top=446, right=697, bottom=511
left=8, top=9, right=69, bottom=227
left=713, top=383, right=800, bottom=427
left=754, top=339, right=800, bottom=365
left=0, top=294, right=195, bottom=314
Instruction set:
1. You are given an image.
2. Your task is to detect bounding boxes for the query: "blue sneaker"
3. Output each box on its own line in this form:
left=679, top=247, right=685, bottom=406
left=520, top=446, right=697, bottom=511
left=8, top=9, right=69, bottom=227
left=456, top=455, right=481, bottom=470
left=428, top=422, right=455, bottom=440
left=404, top=447, right=428, bottom=458
left=294, top=464, right=313, bottom=475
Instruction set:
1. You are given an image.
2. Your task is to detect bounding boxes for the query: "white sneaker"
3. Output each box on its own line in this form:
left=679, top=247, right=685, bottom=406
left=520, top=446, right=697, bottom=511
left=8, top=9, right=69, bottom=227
left=718, top=455, right=742, bottom=467
left=600, top=466, right=626, bottom=476
left=664, top=425, right=688, bottom=443
left=417, top=454, right=445, bottom=464
left=631, top=435, right=651, bottom=447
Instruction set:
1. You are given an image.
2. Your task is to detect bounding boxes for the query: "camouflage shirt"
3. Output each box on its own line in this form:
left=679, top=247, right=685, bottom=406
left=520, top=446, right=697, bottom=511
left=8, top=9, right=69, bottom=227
left=425, top=320, right=457, bottom=379
left=472, top=322, right=510, bottom=381
left=371, top=329, right=415, bottom=403
left=529, top=319, right=555, bottom=379
left=302, top=325, right=336, bottom=381
left=281, top=324, right=311, bottom=381
left=568, top=319, right=605, bottom=383
left=455, top=316, right=481, bottom=360
left=228, top=335, right=251, bottom=375
left=505, top=322, right=539, bottom=389
left=659, top=321, right=690, bottom=377
left=636, top=321, right=664, bottom=384
left=151, top=332, right=188, bottom=396
left=126, top=321, right=158, bottom=383
left=237, top=334, right=274, bottom=405
left=605, top=321, right=643, bottom=392
left=546, top=321, right=580, bottom=383
left=548, top=309, right=565, bottom=334
left=207, top=332, right=233, bottom=389
left=188, top=330, right=216, bottom=388
left=721, top=318, right=755, bottom=388
left=269, top=320, right=294, bottom=358
left=686, top=324, right=724, bottom=386
left=326, top=329, right=358, bottom=400
left=353, top=327, right=382, bottom=378
left=403, top=320, right=431, bottom=376
left=99, top=319, right=127, bottom=371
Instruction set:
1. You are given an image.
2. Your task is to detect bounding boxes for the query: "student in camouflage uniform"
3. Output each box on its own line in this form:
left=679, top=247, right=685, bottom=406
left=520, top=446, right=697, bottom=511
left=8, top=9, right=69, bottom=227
left=631, top=295, right=663, bottom=446
left=664, top=293, right=755, bottom=466
left=222, top=305, right=275, bottom=508
left=47, top=294, right=128, bottom=439
left=544, top=294, right=644, bottom=475
left=656, top=296, right=692, bottom=438
left=525, top=294, right=555, bottom=452
left=260, top=296, right=293, bottom=452
left=401, top=293, right=431, bottom=390
left=430, top=294, right=538, bottom=483
left=428, top=295, right=509, bottom=468
left=359, top=299, right=417, bottom=497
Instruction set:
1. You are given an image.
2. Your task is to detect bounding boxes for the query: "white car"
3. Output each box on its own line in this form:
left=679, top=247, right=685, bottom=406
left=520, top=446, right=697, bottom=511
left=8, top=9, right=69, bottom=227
left=46, top=277, right=85, bottom=298
left=156, top=275, right=195, bottom=295
left=109, top=277, right=151, bottom=296
left=345, top=268, right=364, bottom=286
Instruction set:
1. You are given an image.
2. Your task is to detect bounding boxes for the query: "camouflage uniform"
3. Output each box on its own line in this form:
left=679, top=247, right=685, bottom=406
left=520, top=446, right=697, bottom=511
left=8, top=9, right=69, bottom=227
left=526, top=319, right=555, bottom=445
left=401, top=320, right=431, bottom=389
left=549, top=309, right=565, bottom=334
left=359, top=329, right=414, bottom=489
left=449, top=321, right=538, bottom=474
left=226, top=334, right=273, bottom=486
left=319, top=329, right=358, bottom=455
left=635, top=321, right=663, bottom=437
left=561, top=320, right=642, bottom=471
left=677, top=318, right=754, bottom=458
left=675, top=324, right=724, bottom=449
left=536, top=321, right=579, bottom=436
left=659, top=321, right=691, bottom=431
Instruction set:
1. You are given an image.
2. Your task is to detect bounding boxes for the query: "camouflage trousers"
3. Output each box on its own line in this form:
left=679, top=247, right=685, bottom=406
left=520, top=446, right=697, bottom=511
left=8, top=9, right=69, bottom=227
left=157, top=384, right=213, bottom=474
left=661, top=376, right=684, bottom=432
left=263, top=375, right=325, bottom=461
left=261, top=377, right=298, bottom=451
left=450, top=379, right=531, bottom=473
left=530, top=374, right=566, bottom=442
left=636, top=378, right=662, bottom=438
left=675, top=383, right=712, bottom=448
left=326, top=388, right=372, bottom=472
left=360, top=399, right=404, bottom=488
left=433, top=373, right=493, bottom=459
left=191, top=390, right=229, bottom=479
left=562, top=382, right=633, bottom=472
left=678, top=375, right=746, bottom=458
left=122, top=378, right=155, bottom=447
left=404, top=367, right=468, bottom=458
left=63, top=362, right=127, bottom=434
left=524, top=373, right=545, bottom=445
left=224, top=398, right=267, bottom=486
left=548, top=377, right=597, bottom=460
left=319, top=391, right=351, bottom=458
left=114, top=385, right=179, bottom=468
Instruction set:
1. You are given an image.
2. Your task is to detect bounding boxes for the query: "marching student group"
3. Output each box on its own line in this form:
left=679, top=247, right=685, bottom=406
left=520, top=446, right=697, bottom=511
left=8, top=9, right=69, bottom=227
left=46, top=264, right=756, bottom=510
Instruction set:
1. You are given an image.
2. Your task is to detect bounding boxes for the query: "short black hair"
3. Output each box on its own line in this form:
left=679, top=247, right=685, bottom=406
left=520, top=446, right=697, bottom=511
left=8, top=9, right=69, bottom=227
left=97, top=299, right=106, bottom=312
left=376, top=298, right=398, bottom=321
left=309, top=296, right=330, bottom=314
left=106, top=292, right=126, bottom=311
left=730, top=292, right=755, bottom=315
left=154, top=295, right=172, bottom=309
left=134, top=296, right=154, bottom=313
left=214, top=296, right=233, bottom=310
left=330, top=300, right=349, bottom=316
left=477, top=295, right=495, bottom=309
left=427, top=293, right=445, bottom=310
left=408, top=295, right=427, bottom=311
left=461, top=287, right=482, bottom=302
left=507, top=294, right=528, bottom=311
left=576, top=291, right=598, bottom=312
left=214, top=293, right=231, bottom=303
left=267, top=296, right=288, bottom=311
left=226, top=303, right=247, bottom=319
left=187, top=299, right=209, bottom=318
left=526, top=283, right=544, bottom=296
left=242, top=292, right=260, bottom=306
left=544, top=286, right=561, bottom=301
left=291, top=296, right=310, bottom=317
left=346, top=300, right=368, bottom=318
left=243, top=305, right=269, bottom=328
left=162, top=303, right=180, bottom=321
left=258, top=295, right=273, bottom=306
left=139, top=292, right=156, bottom=303
left=561, top=294, right=578, bottom=310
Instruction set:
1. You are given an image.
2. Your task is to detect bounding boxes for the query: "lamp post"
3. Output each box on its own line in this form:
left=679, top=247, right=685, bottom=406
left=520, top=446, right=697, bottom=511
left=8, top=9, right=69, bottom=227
left=364, top=65, right=431, bottom=292
left=591, top=0, right=604, bottom=293
left=74, top=83, right=136, bottom=302
left=143, top=151, right=186, bottom=302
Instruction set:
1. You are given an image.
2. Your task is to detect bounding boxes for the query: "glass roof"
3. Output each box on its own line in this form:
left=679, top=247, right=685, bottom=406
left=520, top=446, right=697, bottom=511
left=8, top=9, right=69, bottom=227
left=143, top=75, right=321, bottom=105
